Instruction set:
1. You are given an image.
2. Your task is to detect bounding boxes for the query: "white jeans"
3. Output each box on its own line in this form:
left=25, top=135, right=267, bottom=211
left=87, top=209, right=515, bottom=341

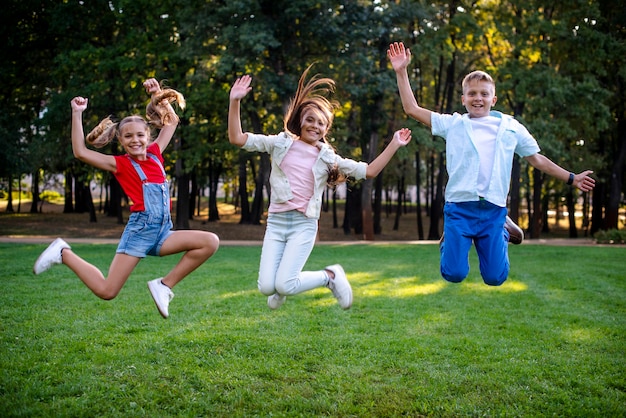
left=257, top=210, right=329, bottom=296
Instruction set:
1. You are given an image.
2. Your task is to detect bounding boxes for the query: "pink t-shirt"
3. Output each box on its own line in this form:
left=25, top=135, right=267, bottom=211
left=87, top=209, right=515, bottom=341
left=269, top=139, right=319, bottom=214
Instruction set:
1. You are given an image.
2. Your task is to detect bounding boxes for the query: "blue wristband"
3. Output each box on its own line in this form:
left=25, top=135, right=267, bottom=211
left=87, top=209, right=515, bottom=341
left=567, top=172, right=574, bottom=185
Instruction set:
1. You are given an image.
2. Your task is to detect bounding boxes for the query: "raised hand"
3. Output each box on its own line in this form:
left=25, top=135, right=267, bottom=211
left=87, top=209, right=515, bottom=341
left=71, top=96, right=88, bottom=113
left=230, top=75, right=252, bottom=101
left=393, top=128, right=412, bottom=147
left=387, top=42, right=412, bottom=72
left=143, top=78, right=161, bottom=95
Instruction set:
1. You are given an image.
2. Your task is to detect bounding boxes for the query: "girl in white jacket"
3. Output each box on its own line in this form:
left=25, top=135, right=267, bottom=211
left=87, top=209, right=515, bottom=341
left=228, top=66, right=411, bottom=310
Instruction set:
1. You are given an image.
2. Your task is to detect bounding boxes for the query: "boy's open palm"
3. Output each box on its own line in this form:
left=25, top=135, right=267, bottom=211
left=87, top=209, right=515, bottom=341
left=231, top=75, right=252, bottom=100
left=387, top=42, right=411, bottom=71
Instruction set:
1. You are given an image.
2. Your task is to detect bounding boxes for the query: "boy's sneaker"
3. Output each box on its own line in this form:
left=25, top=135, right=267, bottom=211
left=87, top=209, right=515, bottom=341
left=148, top=278, right=174, bottom=318
left=33, top=238, right=70, bottom=275
left=505, top=216, right=524, bottom=245
left=267, top=293, right=286, bottom=310
left=326, top=264, right=353, bottom=310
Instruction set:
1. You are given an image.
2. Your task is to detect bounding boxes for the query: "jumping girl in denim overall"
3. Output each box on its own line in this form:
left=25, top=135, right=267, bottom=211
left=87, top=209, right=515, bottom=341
left=228, top=66, right=412, bottom=310
left=34, top=79, right=219, bottom=318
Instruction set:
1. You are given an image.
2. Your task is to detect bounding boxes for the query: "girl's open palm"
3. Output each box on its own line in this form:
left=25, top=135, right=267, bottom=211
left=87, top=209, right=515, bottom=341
left=387, top=42, right=411, bottom=71
left=230, top=75, right=252, bottom=100
left=393, top=128, right=412, bottom=146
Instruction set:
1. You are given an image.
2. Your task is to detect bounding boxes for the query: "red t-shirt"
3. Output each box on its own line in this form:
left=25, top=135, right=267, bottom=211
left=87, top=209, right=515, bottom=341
left=113, top=143, right=167, bottom=212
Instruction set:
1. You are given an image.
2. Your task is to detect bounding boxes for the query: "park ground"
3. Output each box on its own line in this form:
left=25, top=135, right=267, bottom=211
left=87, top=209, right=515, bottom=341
left=0, top=198, right=599, bottom=245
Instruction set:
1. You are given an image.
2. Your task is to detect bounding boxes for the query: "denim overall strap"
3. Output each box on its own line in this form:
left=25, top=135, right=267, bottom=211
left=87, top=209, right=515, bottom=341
left=129, top=153, right=166, bottom=182
left=129, top=153, right=170, bottom=220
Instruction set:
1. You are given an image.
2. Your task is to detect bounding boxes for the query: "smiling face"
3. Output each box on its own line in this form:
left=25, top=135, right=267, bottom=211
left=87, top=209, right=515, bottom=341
left=117, top=117, right=151, bottom=159
left=462, top=79, right=497, bottom=118
left=298, top=106, right=330, bottom=145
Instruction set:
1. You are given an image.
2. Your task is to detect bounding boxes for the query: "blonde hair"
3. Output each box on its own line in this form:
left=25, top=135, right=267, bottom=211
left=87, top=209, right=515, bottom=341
left=85, top=85, right=185, bottom=148
left=462, top=70, right=496, bottom=93
left=146, top=88, right=186, bottom=128
left=284, top=65, right=346, bottom=187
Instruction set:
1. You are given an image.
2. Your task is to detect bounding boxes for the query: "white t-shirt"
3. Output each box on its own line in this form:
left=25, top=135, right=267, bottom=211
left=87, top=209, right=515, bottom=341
left=470, top=116, right=499, bottom=196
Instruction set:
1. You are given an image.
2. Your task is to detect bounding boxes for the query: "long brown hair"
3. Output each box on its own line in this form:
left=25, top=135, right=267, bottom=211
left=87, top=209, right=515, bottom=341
left=284, top=65, right=346, bottom=187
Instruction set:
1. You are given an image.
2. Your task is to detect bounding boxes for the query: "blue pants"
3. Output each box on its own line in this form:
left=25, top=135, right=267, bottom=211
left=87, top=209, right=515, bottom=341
left=440, top=201, right=509, bottom=286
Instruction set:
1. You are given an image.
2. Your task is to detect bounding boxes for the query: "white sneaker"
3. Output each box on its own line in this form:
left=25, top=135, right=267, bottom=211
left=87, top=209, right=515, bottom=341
left=267, top=293, right=286, bottom=310
left=148, top=278, right=174, bottom=318
left=33, top=238, right=70, bottom=275
left=326, top=264, right=353, bottom=310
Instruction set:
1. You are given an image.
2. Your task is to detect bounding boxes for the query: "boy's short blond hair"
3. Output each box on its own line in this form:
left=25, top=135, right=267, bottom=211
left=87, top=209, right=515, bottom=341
left=462, top=71, right=496, bottom=94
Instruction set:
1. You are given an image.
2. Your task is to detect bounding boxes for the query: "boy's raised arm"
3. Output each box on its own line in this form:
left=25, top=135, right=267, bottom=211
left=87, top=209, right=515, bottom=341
left=388, top=42, right=433, bottom=127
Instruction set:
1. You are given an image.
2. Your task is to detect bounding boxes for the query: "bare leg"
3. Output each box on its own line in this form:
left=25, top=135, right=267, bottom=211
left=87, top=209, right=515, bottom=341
left=62, top=249, right=141, bottom=300
left=158, top=230, right=219, bottom=288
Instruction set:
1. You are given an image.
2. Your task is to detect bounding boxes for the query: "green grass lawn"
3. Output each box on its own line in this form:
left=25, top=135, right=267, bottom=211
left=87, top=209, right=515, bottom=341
left=1, top=242, right=624, bottom=417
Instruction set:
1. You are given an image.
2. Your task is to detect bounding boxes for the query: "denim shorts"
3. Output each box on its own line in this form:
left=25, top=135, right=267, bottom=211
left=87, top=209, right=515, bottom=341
left=116, top=212, right=173, bottom=258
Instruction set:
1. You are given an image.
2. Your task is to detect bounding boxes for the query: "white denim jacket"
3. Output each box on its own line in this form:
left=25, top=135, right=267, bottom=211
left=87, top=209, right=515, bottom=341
left=243, top=132, right=368, bottom=219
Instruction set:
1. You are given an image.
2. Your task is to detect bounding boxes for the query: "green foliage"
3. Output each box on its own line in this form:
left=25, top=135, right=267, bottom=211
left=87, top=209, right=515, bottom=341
left=2, top=0, right=624, bottom=231
left=1, top=243, right=624, bottom=416
left=595, top=229, right=626, bottom=245
left=38, top=190, right=61, bottom=202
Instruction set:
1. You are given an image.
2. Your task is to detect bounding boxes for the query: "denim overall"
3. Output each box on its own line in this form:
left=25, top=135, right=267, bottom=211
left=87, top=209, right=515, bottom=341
left=116, top=153, right=173, bottom=258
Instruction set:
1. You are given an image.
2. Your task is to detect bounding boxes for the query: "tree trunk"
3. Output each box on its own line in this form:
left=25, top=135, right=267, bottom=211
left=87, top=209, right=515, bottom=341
left=30, top=170, right=40, bottom=213
left=509, top=157, right=521, bottom=222
left=427, top=152, right=445, bottom=240
left=415, top=150, right=424, bottom=240
left=251, top=153, right=270, bottom=225
left=175, top=172, right=191, bottom=230
left=373, top=173, right=383, bottom=235
left=208, top=158, right=221, bottom=222
left=565, top=188, right=578, bottom=238
left=530, top=168, right=543, bottom=238
left=64, top=170, right=73, bottom=213
left=605, top=118, right=625, bottom=230
left=238, top=151, right=251, bottom=224
left=6, top=173, right=14, bottom=213
left=589, top=183, right=605, bottom=235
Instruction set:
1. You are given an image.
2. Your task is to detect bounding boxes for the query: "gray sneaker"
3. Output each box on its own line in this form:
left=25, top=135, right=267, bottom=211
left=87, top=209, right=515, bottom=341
left=505, top=216, right=524, bottom=245
left=267, top=293, right=286, bottom=310
left=33, top=238, right=70, bottom=275
left=148, top=278, right=174, bottom=318
left=326, top=264, right=353, bottom=309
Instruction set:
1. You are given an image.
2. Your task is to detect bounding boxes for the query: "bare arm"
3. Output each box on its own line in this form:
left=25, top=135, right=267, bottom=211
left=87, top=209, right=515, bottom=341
left=524, top=153, right=596, bottom=192
left=70, top=97, right=117, bottom=172
left=387, top=42, right=432, bottom=127
left=228, top=75, right=252, bottom=147
left=365, top=128, right=412, bottom=178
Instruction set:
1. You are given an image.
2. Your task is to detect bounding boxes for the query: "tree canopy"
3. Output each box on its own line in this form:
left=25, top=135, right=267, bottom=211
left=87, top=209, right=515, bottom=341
left=2, top=0, right=624, bottom=238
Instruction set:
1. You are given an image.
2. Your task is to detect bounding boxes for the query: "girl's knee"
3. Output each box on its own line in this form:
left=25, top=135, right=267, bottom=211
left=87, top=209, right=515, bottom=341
left=203, top=232, right=220, bottom=253
left=257, top=279, right=275, bottom=296
left=95, top=286, right=121, bottom=300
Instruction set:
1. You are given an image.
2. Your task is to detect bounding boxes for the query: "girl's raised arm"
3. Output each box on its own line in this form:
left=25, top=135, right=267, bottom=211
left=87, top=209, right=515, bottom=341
left=70, top=97, right=117, bottom=172
left=145, top=78, right=179, bottom=153
left=228, top=75, right=253, bottom=147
